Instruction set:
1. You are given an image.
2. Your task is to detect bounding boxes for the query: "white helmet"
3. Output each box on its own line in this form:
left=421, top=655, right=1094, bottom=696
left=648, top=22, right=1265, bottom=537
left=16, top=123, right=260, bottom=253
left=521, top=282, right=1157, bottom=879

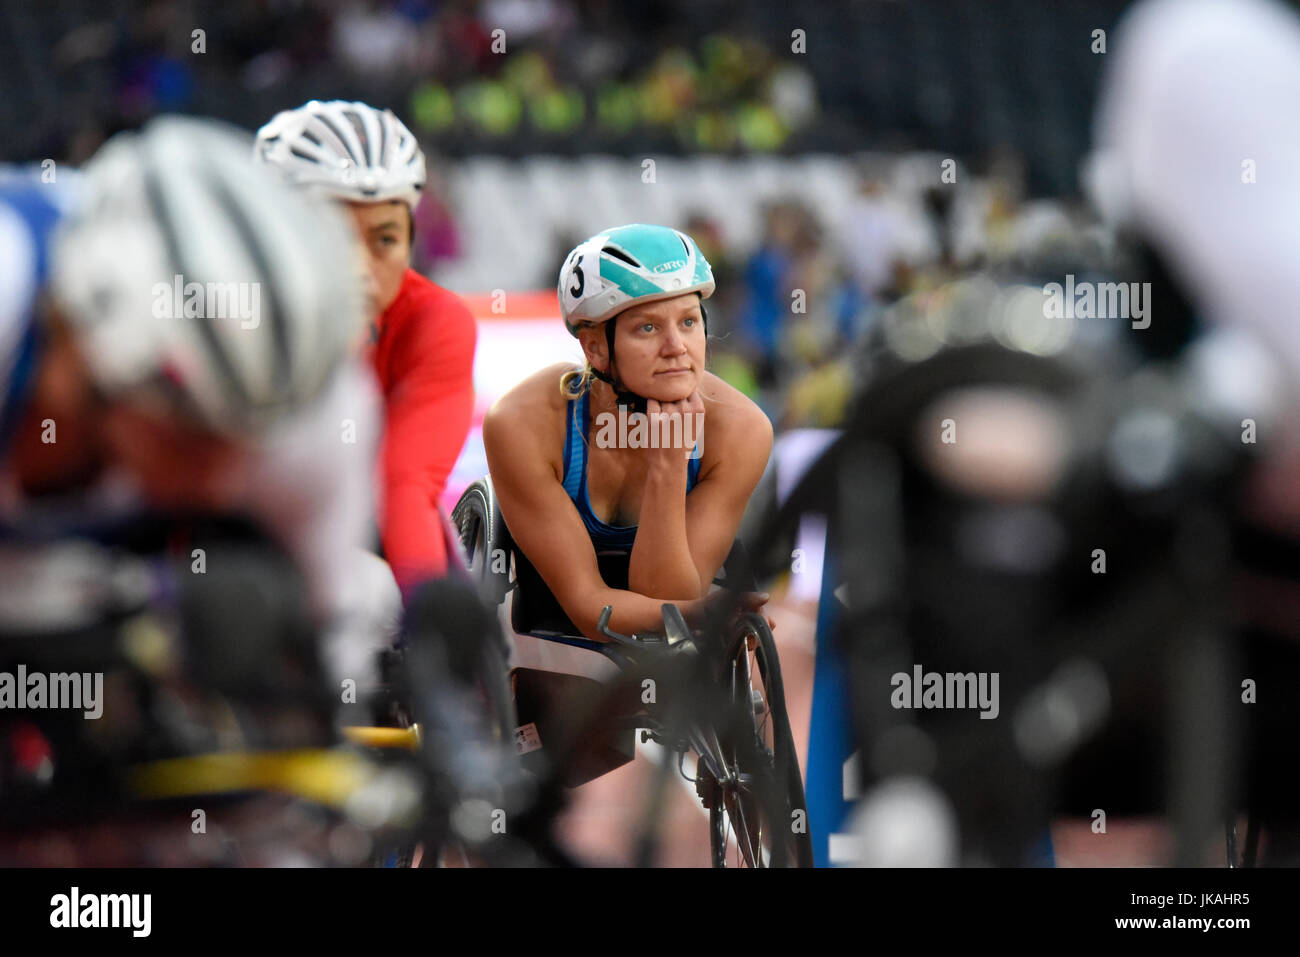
left=253, top=100, right=426, bottom=212
left=1089, top=0, right=1300, bottom=383
left=51, top=115, right=367, bottom=435
left=558, top=223, right=715, bottom=336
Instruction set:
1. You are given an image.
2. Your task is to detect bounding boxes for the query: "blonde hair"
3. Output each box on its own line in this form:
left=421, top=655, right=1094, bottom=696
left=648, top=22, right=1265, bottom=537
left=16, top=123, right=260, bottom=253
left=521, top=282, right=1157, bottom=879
left=559, top=363, right=595, bottom=400
left=557, top=364, right=597, bottom=454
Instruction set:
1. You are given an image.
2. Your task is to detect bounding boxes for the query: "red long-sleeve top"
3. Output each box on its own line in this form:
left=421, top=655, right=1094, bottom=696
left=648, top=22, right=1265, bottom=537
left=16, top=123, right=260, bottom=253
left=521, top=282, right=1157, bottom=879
left=366, top=268, right=477, bottom=590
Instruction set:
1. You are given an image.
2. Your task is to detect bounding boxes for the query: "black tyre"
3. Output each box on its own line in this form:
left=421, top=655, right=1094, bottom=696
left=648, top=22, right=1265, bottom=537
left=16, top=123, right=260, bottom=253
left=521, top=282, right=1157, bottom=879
left=707, top=612, right=813, bottom=868
left=374, top=486, right=519, bottom=866
left=450, top=478, right=512, bottom=609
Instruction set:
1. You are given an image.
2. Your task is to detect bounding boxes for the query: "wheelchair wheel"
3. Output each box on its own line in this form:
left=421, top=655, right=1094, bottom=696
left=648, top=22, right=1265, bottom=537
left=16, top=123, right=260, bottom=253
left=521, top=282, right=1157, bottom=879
left=706, top=612, right=813, bottom=868
left=451, top=478, right=510, bottom=607
left=448, top=480, right=517, bottom=746
left=379, top=575, right=518, bottom=868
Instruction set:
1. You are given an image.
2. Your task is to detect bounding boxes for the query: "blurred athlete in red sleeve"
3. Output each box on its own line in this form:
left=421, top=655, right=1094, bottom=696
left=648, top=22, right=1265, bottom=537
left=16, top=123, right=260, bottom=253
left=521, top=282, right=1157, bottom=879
left=367, top=263, right=476, bottom=587
left=255, top=100, right=476, bottom=591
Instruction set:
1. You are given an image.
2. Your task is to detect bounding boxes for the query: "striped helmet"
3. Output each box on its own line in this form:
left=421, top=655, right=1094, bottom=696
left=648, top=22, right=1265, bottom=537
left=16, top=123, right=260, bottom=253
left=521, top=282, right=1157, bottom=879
left=253, top=100, right=426, bottom=212
left=51, top=115, right=366, bottom=435
left=558, top=224, right=715, bottom=336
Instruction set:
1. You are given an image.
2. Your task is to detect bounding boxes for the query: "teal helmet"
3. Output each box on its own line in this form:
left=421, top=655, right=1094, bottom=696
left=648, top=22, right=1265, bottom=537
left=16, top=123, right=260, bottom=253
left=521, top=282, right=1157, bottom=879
left=558, top=223, right=715, bottom=336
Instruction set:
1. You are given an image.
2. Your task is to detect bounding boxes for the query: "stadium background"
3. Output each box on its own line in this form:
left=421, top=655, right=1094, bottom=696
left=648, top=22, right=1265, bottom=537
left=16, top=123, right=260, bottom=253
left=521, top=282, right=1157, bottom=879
left=2, top=0, right=1185, bottom=865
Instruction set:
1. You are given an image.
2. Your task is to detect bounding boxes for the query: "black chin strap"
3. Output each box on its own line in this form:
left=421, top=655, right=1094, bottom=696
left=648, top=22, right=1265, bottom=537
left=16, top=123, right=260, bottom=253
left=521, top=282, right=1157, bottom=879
left=591, top=319, right=649, bottom=414
left=589, top=365, right=649, bottom=414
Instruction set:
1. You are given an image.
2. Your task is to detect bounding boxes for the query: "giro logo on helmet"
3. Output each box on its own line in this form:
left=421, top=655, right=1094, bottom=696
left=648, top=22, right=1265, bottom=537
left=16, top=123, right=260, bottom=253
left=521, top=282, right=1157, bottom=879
left=557, top=225, right=716, bottom=335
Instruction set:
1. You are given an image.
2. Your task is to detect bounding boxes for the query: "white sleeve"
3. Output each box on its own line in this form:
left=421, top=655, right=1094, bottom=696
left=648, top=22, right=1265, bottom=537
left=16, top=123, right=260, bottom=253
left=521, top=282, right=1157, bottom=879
left=239, top=358, right=383, bottom=619
left=236, top=358, right=398, bottom=688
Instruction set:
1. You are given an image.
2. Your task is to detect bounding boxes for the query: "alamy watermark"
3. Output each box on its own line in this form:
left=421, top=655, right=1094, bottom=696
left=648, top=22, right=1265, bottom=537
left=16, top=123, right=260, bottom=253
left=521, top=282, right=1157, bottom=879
left=1042, top=274, right=1151, bottom=329
left=152, top=274, right=261, bottom=329
left=50, top=887, right=151, bottom=936
left=891, top=664, right=999, bottom=719
left=593, top=406, right=703, bottom=458
left=0, top=665, right=103, bottom=719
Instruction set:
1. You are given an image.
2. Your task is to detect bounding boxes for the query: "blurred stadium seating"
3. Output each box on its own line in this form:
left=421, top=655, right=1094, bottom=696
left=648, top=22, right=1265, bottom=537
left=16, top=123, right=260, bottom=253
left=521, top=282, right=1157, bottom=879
left=6, top=0, right=1129, bottom=196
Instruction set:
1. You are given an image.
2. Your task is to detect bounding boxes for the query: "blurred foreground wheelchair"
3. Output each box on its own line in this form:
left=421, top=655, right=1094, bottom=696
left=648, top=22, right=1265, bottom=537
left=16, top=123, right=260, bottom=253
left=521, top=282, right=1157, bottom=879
left=734, top=265, right=1276, bottom=866
left=0, top=512, right=556, bottom=867
left=0, top=514, right=415, bottom=865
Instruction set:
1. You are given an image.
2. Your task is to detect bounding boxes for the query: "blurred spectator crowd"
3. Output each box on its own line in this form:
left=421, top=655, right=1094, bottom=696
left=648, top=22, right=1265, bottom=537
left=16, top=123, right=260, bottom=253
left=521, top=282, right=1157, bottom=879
left=5, top=0, right=1131, bottom=430
left=12, top=0, right=821, bottom=164
left=10, top=0, right=1128, bottom=190
left=695, top=156, right=1107, bottom=431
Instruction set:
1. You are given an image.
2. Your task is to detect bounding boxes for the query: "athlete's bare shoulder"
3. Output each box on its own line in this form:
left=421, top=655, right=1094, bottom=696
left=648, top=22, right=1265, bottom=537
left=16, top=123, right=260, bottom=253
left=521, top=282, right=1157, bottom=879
left=483, top=363, right=578, bottom=477
left=698, top=371, right=771, bottom=436
left=691, top=371, right=773, bottom=483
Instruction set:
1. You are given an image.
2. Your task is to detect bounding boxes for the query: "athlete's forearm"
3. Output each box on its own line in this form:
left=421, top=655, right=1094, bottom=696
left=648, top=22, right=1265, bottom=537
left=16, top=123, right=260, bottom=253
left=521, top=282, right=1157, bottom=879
left=569, top=584, right=701, bottom=643
left=627, top=456, right=700, bottom=599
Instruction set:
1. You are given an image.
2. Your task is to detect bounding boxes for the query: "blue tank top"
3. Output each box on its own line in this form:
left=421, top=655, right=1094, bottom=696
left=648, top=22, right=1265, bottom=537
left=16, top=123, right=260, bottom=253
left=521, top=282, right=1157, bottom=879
left=562, top=388, right=701, bottom=550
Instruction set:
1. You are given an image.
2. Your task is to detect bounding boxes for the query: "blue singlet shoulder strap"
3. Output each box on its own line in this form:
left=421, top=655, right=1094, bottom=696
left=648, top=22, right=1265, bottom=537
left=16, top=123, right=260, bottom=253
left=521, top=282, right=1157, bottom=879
left=561, top=389, right=586, bottom=500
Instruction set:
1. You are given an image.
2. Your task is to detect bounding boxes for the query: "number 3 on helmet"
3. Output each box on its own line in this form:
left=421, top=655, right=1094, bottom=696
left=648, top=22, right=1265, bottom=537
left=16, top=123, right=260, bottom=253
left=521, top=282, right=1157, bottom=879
left=557, top=224, right=715, bottom=337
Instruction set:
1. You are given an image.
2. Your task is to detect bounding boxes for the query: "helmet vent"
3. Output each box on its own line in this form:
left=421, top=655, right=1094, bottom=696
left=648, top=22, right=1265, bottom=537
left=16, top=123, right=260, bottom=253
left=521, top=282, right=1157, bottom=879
left=343, top=113, right=369, bottom=148
left=603, top=245, right=640, bottom=268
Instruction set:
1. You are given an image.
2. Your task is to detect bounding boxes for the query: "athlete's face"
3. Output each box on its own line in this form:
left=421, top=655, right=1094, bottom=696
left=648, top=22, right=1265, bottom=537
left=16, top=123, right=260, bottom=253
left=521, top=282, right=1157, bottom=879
left=11, top=318, right=247, bottom=509
left=99, top=402, right=248, bottom=511
left=8, top=321, right=105, bottom=495
left=597, top=294, right=706, bottom=401
left=345, top=201, right=411, bottom=321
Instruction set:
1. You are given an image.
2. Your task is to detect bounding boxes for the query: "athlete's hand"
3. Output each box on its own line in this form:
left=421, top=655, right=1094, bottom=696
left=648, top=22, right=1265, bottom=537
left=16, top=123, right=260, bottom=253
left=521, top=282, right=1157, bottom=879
left=644, top=390, right=705, bottom=465
left=682, top=589, right=776, bottom=633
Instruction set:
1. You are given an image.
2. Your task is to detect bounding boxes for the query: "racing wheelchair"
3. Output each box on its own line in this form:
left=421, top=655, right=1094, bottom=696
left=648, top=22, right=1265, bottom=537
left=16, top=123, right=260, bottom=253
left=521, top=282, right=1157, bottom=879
left=450, top=476, right=814, bottom=868
left=0, top=514, right=421, bottom=866
left=0, top=511, right=556, bottom=868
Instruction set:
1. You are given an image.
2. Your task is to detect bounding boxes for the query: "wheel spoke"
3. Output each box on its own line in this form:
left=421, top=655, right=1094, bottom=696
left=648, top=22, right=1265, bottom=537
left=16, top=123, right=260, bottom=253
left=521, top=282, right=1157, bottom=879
left=728, top=789, right=761, bottom=867
left=707, top=617, right=811, bottom=868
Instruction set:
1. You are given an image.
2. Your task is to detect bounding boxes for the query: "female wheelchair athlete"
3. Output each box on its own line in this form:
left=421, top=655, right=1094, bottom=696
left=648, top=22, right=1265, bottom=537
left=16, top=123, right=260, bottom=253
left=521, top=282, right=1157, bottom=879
left=451, top=475, right=814, bottom=868
left=408, top=221, right=812, bottom=866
